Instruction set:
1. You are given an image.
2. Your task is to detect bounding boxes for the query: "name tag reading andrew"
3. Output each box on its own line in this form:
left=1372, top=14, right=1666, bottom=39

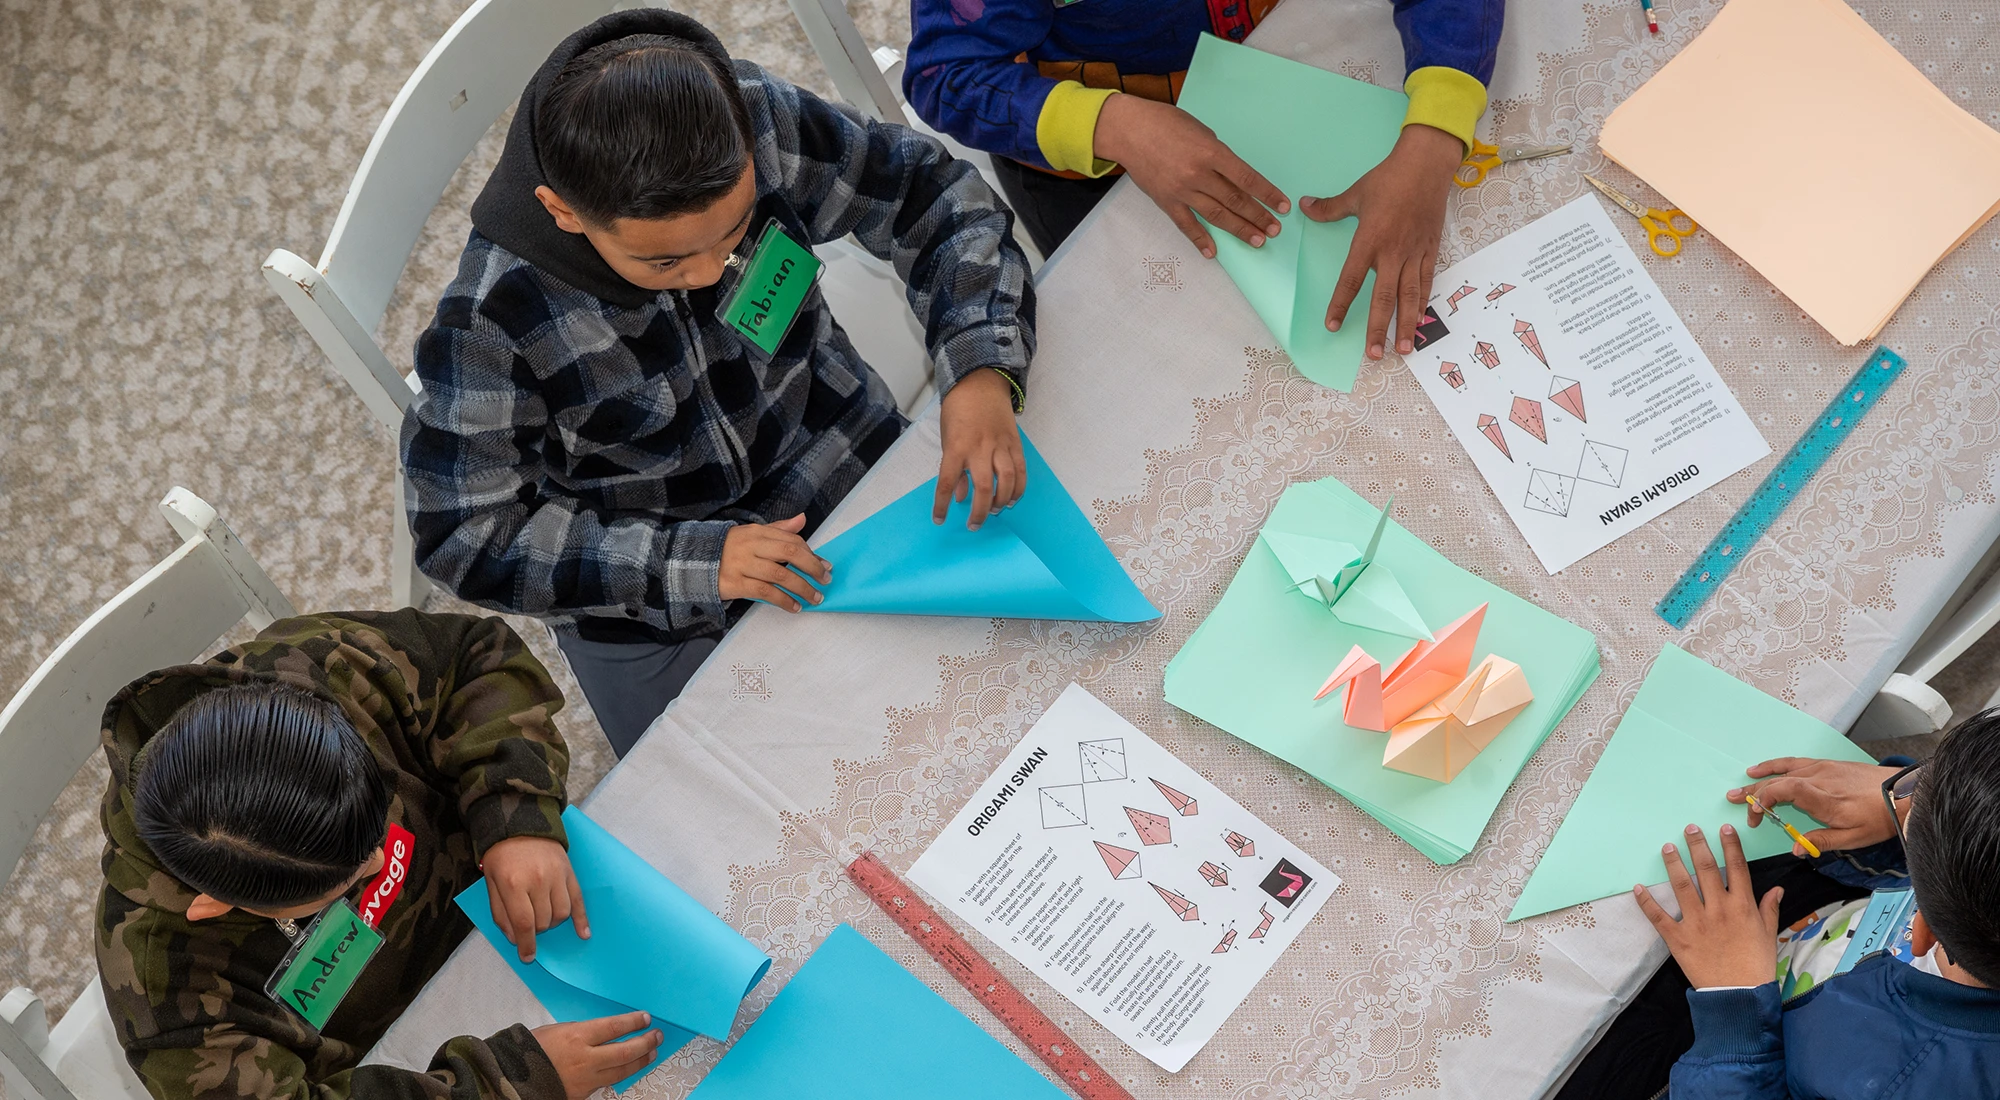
left=265, top=899, right=383, bottom=1030
left=720, top=220, right=823, bottom=356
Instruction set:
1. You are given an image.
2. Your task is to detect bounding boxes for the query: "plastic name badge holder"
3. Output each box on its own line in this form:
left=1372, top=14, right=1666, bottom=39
left=719, top=219, right=824, bottom=357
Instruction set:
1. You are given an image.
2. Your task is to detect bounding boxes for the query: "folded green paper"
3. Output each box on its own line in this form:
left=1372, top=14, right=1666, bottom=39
left=1163, top=478, right=1600, bottom=862
left=1509, top=644, right=1878, bottom=920
left=1175, top=34, right=1408, bottom=391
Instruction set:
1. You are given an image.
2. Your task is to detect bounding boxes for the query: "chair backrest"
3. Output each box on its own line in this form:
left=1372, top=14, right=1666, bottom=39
left=0, top=489, right=294, bottom=886
left=263, top=0, right=658, bottom=431
left=783, top=0, right=907, bottom=125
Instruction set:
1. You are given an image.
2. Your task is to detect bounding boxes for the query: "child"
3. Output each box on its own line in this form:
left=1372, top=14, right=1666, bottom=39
left=905, top=0, right=1504, bottom=358
left=1562, top=714, right=2000, bottom=1098
left=402, top=11, right=1033, bottom=755
left=98, top=610, right=653, bottom=1100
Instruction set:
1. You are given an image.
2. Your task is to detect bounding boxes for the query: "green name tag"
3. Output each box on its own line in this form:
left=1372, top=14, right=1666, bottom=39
left=720, top=220, right=823, bottom=356
left=264, top=900, right=383, bottom=1030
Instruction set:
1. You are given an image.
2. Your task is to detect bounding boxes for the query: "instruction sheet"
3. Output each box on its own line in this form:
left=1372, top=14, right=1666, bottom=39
left=1403, top=195, right=1769, bottom=572
left=909, top=684, right=1338, bottom=1072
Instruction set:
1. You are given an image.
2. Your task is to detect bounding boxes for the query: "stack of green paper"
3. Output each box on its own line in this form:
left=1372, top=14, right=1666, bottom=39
left=1164, top=478, right=1600, bottom=862
left=1509, top=644, right=1879, bottom=921
left=1175, top=34, right=1407, bottom=391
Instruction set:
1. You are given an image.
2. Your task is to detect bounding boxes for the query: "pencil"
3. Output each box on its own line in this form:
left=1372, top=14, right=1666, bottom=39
left=1639, top=0, right=1659, bottom=34
left=1744, top=794, right=1821, bottom=858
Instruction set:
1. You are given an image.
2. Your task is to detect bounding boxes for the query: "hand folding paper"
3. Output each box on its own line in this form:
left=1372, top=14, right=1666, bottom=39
left=799, top=430, right=1159, bottom=622
left=455, top=808, right=772, bottom=1091
left=1263, top=494, right=1432, bottom=639
left=686, top=925, right=1066, bottom=1100
left=1507, top=645, right=1878, bottom=921
left=1174, top=34, right=1408, bottom=391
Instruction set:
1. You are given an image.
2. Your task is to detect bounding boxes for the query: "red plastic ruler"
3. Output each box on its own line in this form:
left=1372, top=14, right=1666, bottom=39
left=846, top=852, right=1136, bottom=1100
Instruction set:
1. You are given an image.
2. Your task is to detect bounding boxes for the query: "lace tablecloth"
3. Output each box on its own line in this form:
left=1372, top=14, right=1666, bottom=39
left=372, top=1, right=2000, bottom=1095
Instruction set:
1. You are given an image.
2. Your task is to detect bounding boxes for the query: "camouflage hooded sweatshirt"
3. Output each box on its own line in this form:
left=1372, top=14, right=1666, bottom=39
left=96, top=610, right=572, bottom=1100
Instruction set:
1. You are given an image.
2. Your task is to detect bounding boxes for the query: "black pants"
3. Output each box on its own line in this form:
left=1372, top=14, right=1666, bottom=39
left=1553, top=854, right=1873, bottom=1100
left=554, top=631, right=721, bottom=758
left=991, top=156, right=1120, bottom=257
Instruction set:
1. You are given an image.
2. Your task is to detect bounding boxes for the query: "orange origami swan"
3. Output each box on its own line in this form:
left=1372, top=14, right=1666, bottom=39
left=1312, top=604, right=1536, bottom=782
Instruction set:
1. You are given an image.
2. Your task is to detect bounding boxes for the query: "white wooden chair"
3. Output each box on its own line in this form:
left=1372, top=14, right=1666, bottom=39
left=264, top=0, right=940, bottom=613
left=1852, top=536, right=2000, bottom=740
left=0, top=490, right=295, bottom=1100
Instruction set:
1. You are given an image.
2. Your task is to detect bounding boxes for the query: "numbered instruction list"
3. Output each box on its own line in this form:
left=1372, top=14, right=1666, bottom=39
left=909, top=684, right=1338, bottom=1072
left=1404, top=194, right=1769, bottom=572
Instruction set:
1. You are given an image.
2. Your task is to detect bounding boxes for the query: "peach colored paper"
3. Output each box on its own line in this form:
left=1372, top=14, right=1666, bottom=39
left=1598, top=0, right=2000, bottom=345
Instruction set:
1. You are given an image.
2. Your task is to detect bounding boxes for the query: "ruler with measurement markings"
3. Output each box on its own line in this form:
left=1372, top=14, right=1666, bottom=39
left=846, top=852, right=1134, bottom=1100
left=1655, top=346, right=1911, bottom=628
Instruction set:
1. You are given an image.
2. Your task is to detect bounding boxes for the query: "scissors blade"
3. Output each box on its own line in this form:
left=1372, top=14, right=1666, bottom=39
left=1495, top=144, right=1571, bottom=163
left=1584, top=174, right=1649, bottom=219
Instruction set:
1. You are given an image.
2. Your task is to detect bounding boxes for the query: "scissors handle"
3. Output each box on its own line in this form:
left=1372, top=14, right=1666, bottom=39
left=1455, top=140, right=1499, bottom=189
left=1640, top=209, right=1698, bottom=257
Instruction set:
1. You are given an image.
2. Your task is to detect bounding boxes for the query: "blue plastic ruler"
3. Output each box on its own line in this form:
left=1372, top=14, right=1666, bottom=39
left=1655, top=346, right=1910, bottom=629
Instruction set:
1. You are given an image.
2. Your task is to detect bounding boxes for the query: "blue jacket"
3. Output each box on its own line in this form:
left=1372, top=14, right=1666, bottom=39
left=1672, top=840, right=2000, bottom=1098
left=904, top=0, right=1505, bottom=175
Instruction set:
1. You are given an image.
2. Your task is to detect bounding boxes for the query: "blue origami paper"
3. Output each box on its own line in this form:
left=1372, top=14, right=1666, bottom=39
left=798, top=430, right=1159, bottom=622
left=686, top=925, right=1067, bottom=1100
left=455, top=807, right=772, bottom=1091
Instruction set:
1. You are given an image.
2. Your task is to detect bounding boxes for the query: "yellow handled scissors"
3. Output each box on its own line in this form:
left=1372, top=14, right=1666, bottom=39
left=1585, top=173, right=1698, bottom=257
left=1455, top=139, right=1573, bottom=188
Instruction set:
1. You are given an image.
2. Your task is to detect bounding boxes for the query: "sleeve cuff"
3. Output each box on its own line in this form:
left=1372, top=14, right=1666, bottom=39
left=1402, top=66, right=1488, bottom=152
left=1035, top=82, right=1121, bottom=177
left=465, top=794, right=569, bottom=862
left=487, top=1022, right=568, bottom=1098
left=1683, top=984, right=1785, bottom=1061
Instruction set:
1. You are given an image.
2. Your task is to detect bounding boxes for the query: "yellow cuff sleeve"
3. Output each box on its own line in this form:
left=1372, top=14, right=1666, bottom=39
left=1036, top=82, right=1121, bottom=177
left=1402, top=66, right=1489, bottom=152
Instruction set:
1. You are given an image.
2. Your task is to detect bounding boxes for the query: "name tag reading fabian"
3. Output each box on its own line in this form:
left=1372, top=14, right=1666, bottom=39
left=720, top=219, right=823, bottom=357
left=265, top=899, right=383, bottom=1030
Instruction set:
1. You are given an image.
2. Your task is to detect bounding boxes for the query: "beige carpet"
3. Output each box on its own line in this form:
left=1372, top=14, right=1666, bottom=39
left=0, top=0, right=905, bottom=1030
left=0, top=0, right=1992, bottom=1056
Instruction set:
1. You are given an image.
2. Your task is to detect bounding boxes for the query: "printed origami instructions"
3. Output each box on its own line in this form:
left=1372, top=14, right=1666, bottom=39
left=1313, top=604, right=1534, bottom=782
left=1259, top=496, right=1433, bottom=640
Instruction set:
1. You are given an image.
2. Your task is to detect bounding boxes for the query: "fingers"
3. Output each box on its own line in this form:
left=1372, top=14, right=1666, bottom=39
left=993, top=455, right=1017, bottom=515
left=567, top=871, right=588, bottom=940
left=749, top=578, right=804, bottom=614
left=1718, top=823, right=1750, bottom=895
left=581, top=1011, right=654, bottom=1046
left=1795, top=829, right=1832, bottom=860
left=966, top=460, right=995, bottom=530
left=530, top=888, right=555, bottom=943
left=488, top=887, right=521, bottom=956
left=1745, top=757, right=1810, bottom=779
left=1394, top=257, right=1424, bottom=355
left=933, top=463, right=964, bottom=524
left=1363, top=265, right=1397, bottom=359
left=773, top=513, right=807, bottom=534
left=1301, top=187, right=1358, bottom=224
left=1661, top=837, right=1698, bottom=909
left=591, top=1029, right=664, bottom=1079
left=1221, top=158, right=1291, bottom=219
left=1685, top=825, right=1724, bottom=901
left=1161, top=201, right=1218, bottom=259
left=1324, top=249, right=1371, bottom=332
left=1759, top=885, right=1785, bottom=932
left=1191, top=191, right=1272, bottom=248
left=1010, top=447, right=1027, bottom=507
left=1632, top=883, right=1675, bottom=934
left=760, top=518, right=830, bottom=585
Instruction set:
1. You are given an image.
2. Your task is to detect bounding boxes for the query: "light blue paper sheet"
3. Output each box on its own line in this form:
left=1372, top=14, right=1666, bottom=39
left=799, top=430, right=1159, bottom=622
left=1175, top=35, right=1409, bottom=391
left=455, top=807, right=772, bottom=1091
left=686, top=925, right=1067, bottom=1100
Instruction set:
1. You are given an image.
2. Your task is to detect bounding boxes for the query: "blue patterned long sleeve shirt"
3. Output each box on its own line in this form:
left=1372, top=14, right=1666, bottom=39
left=401, top=62, right=1034, bottom=644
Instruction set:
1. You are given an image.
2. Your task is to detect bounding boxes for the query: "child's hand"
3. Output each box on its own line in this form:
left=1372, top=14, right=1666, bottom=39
left=1729, top=758, right=1908, bottom=855
left=532, top=1011, right=662, bottom=1100
left=1301, top=123, right=1464, bottom=360
left=1632, top=824, right=1784, bottom=989
left=1093, top=94, right=1288, bottom=259
left=720, top=515, right=829, bottom=612
left=935, top=368, right=1026, bottom=529
left=483, top=835, right=587, bottom=964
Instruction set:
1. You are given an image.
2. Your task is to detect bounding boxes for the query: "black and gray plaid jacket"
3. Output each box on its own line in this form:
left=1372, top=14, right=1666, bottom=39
left=401, top=42, right=1034, bottom=645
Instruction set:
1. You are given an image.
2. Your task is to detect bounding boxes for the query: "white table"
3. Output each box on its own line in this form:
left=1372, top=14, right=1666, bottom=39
left=372, top=1, right=2000, bottom=1094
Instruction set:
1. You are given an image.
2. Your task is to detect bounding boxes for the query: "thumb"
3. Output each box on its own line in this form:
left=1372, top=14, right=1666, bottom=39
left=1302, top=186, right=1359, bottom=224
left=1794, top=829, right=1831, bottom=859
left=1760, top=885, right=1785, bottom=931
left=774, top=513, right=808, bottom=533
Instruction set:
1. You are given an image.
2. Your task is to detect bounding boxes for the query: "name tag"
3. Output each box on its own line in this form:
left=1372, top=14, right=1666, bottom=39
left=719, top=219, right=823, bottom=356
left=265, top=899, right=383, bottom=1030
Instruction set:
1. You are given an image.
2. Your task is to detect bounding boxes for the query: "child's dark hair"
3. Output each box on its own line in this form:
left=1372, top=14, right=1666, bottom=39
left=536, top=34, right=754, bottom=225
left=1905, top=709, right=2000, bottom=987
left=134, top=682, right=390, bottom=910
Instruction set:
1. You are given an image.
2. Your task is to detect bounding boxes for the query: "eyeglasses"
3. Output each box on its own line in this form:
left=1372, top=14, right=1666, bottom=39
left=1881, top=762, right=1922, bottom=844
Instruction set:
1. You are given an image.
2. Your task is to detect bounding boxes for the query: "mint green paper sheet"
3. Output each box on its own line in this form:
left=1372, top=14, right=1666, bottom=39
left=1175, top=35, right=1408, bottom=391
left=1163, top=478, right=1601, bottom=863
left=1508, top=644, right=1879, bottom=921
left=799, top=430, right=1159, bottom=622
left=456, top=807, right=773, bottom=1091
left=687, top=925, right=1066, bottom=1100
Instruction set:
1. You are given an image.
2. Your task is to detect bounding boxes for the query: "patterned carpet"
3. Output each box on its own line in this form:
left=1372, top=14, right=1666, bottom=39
left=0, top=0, right=904, bottom=1028
left=0, top=0, right=1992, bottom=1056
